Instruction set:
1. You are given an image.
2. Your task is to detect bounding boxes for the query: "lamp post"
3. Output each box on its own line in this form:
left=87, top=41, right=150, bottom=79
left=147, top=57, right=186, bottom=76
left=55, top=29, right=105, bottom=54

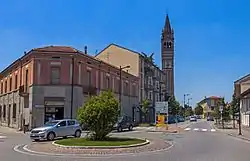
left=187, top=98, right=192, bottom=107
left=237, top=98, right=242, bottom=135
left=70, top=57, right=75, bottom=119
left=119, top=65, right=130, bottom=115
left=184, top=94, right=190, bottom=108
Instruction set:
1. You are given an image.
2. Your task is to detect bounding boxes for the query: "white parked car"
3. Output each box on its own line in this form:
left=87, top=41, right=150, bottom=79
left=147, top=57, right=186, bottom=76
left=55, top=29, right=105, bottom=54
left=30, top=119, right=82, bottom=141
left=189, top=116, right=197, bottom=122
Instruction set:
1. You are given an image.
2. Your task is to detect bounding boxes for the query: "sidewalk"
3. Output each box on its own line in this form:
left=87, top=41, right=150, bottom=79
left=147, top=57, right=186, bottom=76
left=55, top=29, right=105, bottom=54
left=211, top=121, right=250, bottom=142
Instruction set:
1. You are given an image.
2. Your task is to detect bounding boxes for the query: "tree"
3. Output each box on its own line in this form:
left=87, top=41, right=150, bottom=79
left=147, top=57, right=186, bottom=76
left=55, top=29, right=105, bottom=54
left=230, top=93, right=239, bottom=128
left=168, top=96, right=181, bottom=116
left=141, top=99, right=150, bottom=123
left=184, top=105, right=194, bottom=117
left=194, top=104, right=203, bottom=116
left=77, top=90, right=119, bottom=140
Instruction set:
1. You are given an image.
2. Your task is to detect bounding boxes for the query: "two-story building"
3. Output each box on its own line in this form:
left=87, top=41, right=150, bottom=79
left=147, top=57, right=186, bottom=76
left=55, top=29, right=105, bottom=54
left=0, top=45, right=139, bottom=130
left=198, top=96, right=223, bottom=118
left=234, top=74, right=250, bottom=127
left=95, top=44, right=167, bottom=123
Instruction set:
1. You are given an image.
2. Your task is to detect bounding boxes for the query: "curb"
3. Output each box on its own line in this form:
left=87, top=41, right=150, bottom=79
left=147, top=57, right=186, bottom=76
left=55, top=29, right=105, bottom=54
left=227, top=133, right=250, bottom=142
left=52, top=139, right=150, bottom=149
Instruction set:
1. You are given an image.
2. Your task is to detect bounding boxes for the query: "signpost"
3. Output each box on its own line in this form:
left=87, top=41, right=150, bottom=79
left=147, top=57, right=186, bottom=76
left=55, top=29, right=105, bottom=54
left=220, top=105, right=224, bottom=128
left=155, top=102, right=168, bottom=128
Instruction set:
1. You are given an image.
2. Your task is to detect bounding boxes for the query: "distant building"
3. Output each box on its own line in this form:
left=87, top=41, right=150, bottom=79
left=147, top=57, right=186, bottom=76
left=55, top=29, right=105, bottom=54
left=198, top=96, right=223, bottom=118
left=0, top=46, right=139, bottom=129
left=234, top=74, right=250, bottom=126
left=95, top=44, right=167, bottom=123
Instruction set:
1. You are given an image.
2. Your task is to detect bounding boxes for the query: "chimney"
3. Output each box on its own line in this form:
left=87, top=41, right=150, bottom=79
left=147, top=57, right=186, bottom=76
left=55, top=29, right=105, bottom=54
left=84, top=46, right=87, bottom=54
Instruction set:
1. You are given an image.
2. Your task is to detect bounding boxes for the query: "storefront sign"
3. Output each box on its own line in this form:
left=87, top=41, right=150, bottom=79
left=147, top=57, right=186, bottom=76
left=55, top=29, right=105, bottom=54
left=45, top=101, right=64, bottom=106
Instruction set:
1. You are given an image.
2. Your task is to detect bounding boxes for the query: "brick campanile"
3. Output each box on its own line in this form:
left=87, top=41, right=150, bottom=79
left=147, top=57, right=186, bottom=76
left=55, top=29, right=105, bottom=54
left=161, top=14, right=175, bottom=96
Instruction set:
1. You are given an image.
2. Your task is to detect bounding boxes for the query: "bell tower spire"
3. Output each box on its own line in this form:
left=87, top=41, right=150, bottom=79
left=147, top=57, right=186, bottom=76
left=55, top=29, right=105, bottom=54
left=161, top=14, right=175, bottom=96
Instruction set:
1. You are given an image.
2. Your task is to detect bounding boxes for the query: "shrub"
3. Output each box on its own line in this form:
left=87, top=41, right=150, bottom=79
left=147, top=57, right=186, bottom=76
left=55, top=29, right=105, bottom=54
left=77, top=90, right=119, bottom=140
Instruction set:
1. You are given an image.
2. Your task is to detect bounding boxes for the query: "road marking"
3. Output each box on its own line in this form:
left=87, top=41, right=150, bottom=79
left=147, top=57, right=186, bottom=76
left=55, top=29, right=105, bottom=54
left=211, top=129, right=216, bottom=132
left=13, top=142, right=175, bottom=158
left=184, top=128, right=191, bottom=131
left=0, top=136, right=6, bottom=139
left=193, top=128, right=199, bottom=131
left=201, top=129, right=207, bottom=132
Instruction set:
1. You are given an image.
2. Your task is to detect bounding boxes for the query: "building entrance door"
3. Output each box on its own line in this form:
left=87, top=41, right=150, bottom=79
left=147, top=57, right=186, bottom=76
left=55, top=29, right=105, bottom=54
left=44, top=106, right=64, bottom=123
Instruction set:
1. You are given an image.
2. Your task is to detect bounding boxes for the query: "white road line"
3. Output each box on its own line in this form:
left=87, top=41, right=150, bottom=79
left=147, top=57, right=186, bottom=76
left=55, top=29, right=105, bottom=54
left=201, top=129, right=208, bottom=132
left=193, top=128, right=199, bottom=131
left=184, top=128, right=191, bottom=131
left=211, top=129, right=216, bottom=132
left=0, top=136, right=6, bottom=139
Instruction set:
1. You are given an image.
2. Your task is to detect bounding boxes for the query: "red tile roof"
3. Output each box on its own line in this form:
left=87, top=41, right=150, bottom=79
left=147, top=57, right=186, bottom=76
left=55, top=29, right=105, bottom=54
left=208, top=96, right=222, bottom=99
left=33, top=45, right=79, bottom=53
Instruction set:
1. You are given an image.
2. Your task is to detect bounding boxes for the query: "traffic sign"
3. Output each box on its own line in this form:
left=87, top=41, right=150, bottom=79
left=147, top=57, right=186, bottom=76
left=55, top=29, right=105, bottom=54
left=219, top=106, right=223, bottom=112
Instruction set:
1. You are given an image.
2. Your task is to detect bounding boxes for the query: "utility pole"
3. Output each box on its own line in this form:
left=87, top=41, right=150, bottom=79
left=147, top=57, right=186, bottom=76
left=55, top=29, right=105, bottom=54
left=119, top=65, right=130, bottom=116
left=70, top=57, right=75, bottom=119
left=237, top=98, right=242, bottom=135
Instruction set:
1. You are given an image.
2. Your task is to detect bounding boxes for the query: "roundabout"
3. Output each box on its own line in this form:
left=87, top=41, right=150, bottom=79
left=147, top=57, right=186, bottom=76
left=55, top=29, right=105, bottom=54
left=13, top=137, right=173, bottom=158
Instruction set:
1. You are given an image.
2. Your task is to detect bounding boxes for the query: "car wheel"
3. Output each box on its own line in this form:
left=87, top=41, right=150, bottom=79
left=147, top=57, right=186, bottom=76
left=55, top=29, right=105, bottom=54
left=34, top=139, right=39, bottom=142
left=47, top=132, right=55, bottom=141
left=63, top=136, right=67, bottom=139
left=128, top=125, right=133, bottom=131
left=75, top=130, right=81, bottom=138
left=118, top=126, right=122, bottom=132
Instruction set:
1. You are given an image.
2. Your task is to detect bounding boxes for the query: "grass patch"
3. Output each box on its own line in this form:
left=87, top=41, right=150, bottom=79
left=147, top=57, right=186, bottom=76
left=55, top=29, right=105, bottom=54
left=55, top=137, right=146, bottom=146
left=139, top=123, right=154, bottom=127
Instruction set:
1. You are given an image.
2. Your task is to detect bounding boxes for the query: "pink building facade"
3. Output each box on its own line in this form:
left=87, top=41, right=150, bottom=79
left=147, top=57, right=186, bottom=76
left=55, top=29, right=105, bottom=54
left=0, top=46, right=139, bottom=129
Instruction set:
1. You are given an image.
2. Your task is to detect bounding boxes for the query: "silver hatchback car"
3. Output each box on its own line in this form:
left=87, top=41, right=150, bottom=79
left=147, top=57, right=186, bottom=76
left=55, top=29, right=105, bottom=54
left=30, top=119, right=82, bottom=141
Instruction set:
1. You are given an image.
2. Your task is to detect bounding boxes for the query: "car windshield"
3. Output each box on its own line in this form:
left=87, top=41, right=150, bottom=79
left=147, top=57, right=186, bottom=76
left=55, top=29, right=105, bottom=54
left=44, top=120, right=59, bottom=127
left=118, top=117, right=123, bottom=122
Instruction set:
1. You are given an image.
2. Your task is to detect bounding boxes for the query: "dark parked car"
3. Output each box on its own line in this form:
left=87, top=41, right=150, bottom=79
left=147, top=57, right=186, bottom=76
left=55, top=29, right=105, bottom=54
left=177, top=115, right=185, bottom=122
left=168, top=115, right=177, bottom=124
left=113, top=116, right=134, bottom=132
left=207, top=116, right=214, bottom=121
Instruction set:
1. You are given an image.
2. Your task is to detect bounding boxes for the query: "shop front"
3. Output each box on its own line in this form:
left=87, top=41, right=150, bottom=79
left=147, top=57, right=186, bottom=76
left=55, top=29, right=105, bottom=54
left=44, top=99, right=64, bottom=123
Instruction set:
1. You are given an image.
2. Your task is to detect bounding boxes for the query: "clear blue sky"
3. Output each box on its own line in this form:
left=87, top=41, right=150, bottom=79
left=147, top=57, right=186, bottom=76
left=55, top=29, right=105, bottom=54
left=1, top=0, right=250, bottom=106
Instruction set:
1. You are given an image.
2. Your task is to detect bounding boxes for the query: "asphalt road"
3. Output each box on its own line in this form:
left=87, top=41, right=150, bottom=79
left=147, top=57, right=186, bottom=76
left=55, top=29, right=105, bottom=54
left=2, top=121, right=250, bottom=161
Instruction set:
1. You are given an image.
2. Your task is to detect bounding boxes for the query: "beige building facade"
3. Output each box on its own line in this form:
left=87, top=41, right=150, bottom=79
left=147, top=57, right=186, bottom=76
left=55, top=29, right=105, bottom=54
left=235, top=74, right=250, bottom=126
left=95, top=44, right=167, bottom=122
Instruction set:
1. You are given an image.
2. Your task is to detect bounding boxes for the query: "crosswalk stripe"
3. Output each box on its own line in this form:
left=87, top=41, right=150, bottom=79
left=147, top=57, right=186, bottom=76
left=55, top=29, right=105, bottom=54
left=211, top=129, right=216, bottom=132
left=0, top=136, right=6, bottom=139
left=193, top=128, right=199, bottom=131
left=201, top=129, right=207, bottom=132
left=184, top=128, right=191, bottom=131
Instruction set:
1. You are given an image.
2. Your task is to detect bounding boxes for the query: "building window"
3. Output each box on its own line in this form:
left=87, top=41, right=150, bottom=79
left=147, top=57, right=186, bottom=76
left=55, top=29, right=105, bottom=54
left=4, top=81, right=7, bottom=93
left=50, top=67, right=60, bottom=84
left=9, top=77, right=12, bottom=92
left=3, top=105, right=6, bottom=121
left=123, top=82, right=129, bottom=95
left=0, top=105, right=2, bottom=120
left=132, top=84, right=136, bottom=96
left=25, top=69, right=29, bottom=92
left=15, top=74, right=18, bottom=89
left=0, top=82, right=2, bottom=94
left=87, top=70, right=92, bottom=86
left=12, top=104, right=16, bottom=121
left=115, top=78, right=119, bottom=93
left=106, top=76, right=110, bottom=89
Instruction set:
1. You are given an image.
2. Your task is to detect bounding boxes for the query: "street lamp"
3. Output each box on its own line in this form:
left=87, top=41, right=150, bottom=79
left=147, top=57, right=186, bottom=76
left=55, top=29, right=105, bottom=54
left=187, top=98, right=192, bottom=107
left=237, top=98, right=242, bottom=135
left=184, top=94, right=190, bottom=108
left=119, top=65, right=130, bottom=115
